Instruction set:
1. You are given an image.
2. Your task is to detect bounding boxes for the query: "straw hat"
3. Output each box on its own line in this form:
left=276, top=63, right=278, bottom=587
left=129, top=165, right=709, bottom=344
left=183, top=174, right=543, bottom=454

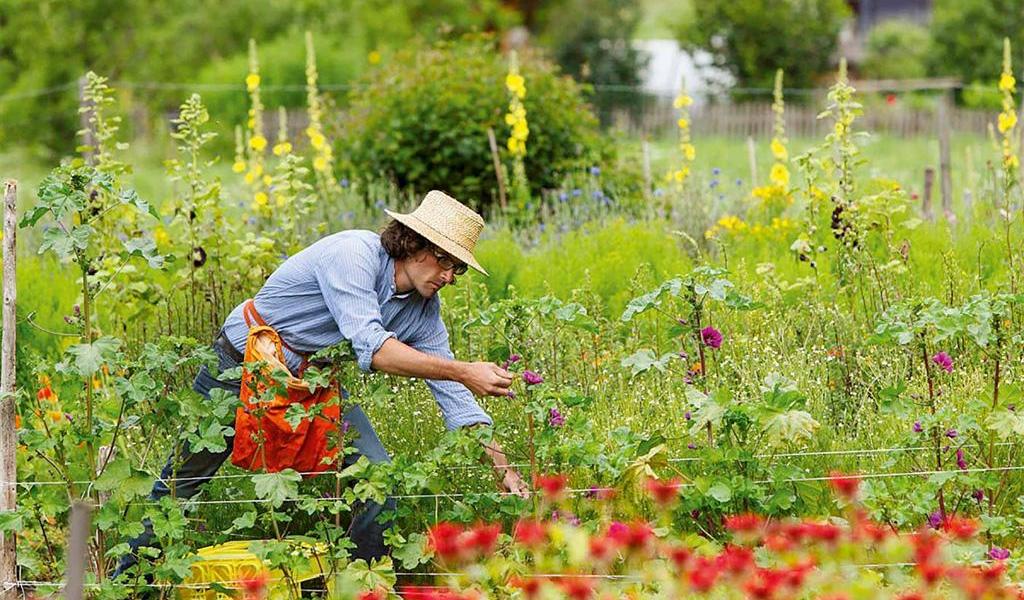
left=384, top=190, right=488, bottom=275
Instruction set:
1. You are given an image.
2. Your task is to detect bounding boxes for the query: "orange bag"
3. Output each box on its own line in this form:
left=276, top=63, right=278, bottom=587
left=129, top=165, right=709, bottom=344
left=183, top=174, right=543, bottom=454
left=231, top=300, right=342, bottom=475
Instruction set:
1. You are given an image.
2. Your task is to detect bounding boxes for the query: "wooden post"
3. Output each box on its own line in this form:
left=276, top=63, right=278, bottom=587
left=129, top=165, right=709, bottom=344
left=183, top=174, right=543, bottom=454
left=922, top=168, right=935, bottom=221
left=65, top=502, right=92, bottom=600
left=0, top=181, right=16, bottom=600
left=937, top=92, right=954, bottom=223
left=486, top=128, right=507, bottom=210
left=746, top=137, right=758, bottom=187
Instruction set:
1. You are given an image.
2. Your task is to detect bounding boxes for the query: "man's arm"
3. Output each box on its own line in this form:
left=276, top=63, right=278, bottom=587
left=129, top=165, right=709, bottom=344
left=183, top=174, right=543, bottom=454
left=371, top=337, right=513, bottom=397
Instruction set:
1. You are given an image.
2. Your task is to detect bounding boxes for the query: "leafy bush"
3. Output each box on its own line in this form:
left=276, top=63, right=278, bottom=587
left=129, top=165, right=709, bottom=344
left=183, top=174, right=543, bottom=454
left=929, top=0, right=1024, bottom=84
left=339, top=36, right=606, bottom=212
left=677, top=0, right=850, bottom=91
left=861, top=19, right=932, bottom=80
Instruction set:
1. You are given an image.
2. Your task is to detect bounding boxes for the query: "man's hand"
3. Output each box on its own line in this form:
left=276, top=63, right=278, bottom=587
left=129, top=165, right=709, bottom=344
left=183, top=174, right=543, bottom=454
left=500, top=468, right=530, bottom=498
left=458, top=362, right=513, bottom=397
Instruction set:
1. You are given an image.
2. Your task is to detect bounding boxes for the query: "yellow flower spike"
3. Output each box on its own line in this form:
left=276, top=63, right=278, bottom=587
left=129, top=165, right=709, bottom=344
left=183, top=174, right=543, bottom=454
left=998, top=111, right=1017, bottom=134
left=246, top=118, right=255, bottom=130
left=367, top=50, right=382, bottom=65
left=276, top=196, right=287, bottom=208
left=677, top=117, right=689, bottom=129
left=673, top=94, right=693, bottom=108
left=770, top=138, right=788, bottom=161
left=232, top=160, right=246, bottom=173
left=682, top=143, right=696, bottom=161
left=244, top=171, right=256, bottom=185
left=505, top=73, right=525, bottom=93
left=262, top=174, right=272, bottom=186
left=1000, top=73, right=1016, bottom=93
left=309, top=132, right=325, bottom=150
left=153, top=227, right=170, bottom=246
left=254, top=192, right=269, bottom=206
left=504, top=113, right=516, bottom=126
left=250, top=135, right=267, bottom=152
left=273, top=142, right=292, bottom=156
left=313, top=156, right=328, bottom=171
left=769, top=163, right=790, bottom=188
left=245, top=73, right=260, bottom=92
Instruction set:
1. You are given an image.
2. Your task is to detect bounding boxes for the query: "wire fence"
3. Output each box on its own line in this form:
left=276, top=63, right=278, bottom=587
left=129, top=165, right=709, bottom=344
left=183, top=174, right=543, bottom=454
left=0, top=77, right=1002, bottom=140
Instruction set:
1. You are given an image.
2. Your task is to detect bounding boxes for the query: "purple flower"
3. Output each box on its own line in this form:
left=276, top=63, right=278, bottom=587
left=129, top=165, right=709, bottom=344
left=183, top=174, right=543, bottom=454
left=956, top=448, right=967, bottom=470
left=678, top=350, right=689, bottom=361
left=700, top=326, right=723, bottom=349
left=932, top=351, right=953, bottom=373
left=972, top=489, right=985, bottom=502
left=927, top=511, right=944, bottom=529
left=508, top=354, right=521, bottom=364
left=339, top=178, right=350, bottom=188
left=712, top=167, right=721, bottom=176
left=340, top=420, right=350, bottom=436
left=684, top=411, right=692, bottom=421
left=945, top=429, right=958, bottom=439
left=990, top=547, right=1011, bottom=560
left=522, top=370, right=544, bottom=386
left=687, top=442, right=697, bottom=450
left=590, top=166, right=601, bottom=176
left=548, top=407, right=564, bottom=428
left=913, top=420, right=923, bottom=433
left=507, top=389, right=516, bottom=399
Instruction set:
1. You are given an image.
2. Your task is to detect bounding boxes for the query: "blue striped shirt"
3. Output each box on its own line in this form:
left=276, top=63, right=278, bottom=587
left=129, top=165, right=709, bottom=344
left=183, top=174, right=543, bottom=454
left=221, top=230, right=493, bottom=430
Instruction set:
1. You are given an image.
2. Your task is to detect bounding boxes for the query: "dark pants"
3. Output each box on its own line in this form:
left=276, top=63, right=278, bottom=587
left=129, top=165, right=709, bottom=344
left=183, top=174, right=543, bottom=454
left=113, top=343, right=395, bottom=578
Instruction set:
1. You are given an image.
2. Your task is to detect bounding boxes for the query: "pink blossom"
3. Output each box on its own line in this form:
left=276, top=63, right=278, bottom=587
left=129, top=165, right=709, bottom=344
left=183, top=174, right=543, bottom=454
left=700, top=326, right=723, bottom=349
left=932, top=351, right=953, bottom=373
left=523, top=370, right=544, bottom=386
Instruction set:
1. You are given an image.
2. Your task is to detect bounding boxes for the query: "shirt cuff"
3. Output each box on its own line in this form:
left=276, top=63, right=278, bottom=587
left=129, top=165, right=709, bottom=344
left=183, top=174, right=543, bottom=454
left=358, top=330, right=396, bottom=372
left=445, top=410, right=494, bottom=431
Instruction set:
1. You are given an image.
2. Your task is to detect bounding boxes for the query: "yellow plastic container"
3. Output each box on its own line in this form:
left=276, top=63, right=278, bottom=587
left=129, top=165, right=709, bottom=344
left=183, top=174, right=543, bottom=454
left=178, top=540, right=334, bottom=599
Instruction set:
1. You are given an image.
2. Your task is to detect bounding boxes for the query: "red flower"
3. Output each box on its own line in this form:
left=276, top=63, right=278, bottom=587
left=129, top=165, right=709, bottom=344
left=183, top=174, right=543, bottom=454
left=427, top=522, right=465, bottom=562
left=588, top=535, right=616, bottom=562
left=36, top=387, right=53, bottom=401
left=465, top=522, right=501, bottom=555
left=645, top=476, right=682, bottom=506
left=513, top=519, right=547, bottom=548
left=534, top=474, right=568, bottom=501
left=828, top=471, right=860, bottom=500
left=895, top=592, right=926, bottom=600
left=510, top=576, right=543, bottom=598
left=942, top=515, right=979, bottom=540
left=724, top=513, right=764, bottom=534
left=716, top=545, right=755, bottom=575
left=687, top=556, right=721, bottom=592
left=240, top=571, right=270, bottom=600
left=605, top=520, right=654, bottom=551
left=743, top=568, right=787, bottom=600
left=665, top=545, right=691, bottom=569
left=558, top=577, right=594, bottom=600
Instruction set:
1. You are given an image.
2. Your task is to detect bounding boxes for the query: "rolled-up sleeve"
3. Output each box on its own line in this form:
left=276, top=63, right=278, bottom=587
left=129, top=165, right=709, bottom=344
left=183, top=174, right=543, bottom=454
left=313, top=241, right=395, bottom=372
left=412, top=317, right=493, bottom=430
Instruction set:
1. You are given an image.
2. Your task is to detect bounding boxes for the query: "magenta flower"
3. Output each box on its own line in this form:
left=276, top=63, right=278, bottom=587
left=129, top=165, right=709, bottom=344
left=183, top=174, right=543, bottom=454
left=990, top=547, right=1011, bottom=560
left=700, top=326, right=723, bottom=349
left=927, top=511, right=943, bottom=529
left=945, top=429, right=958, bottom=439
left=972, top=489, right=985, bottom=502
left=507, top=389, right=517, bottom=399
left=932, top=351, right=953, bottom=373
left=501, top=354, right=521, bottom=370
left=684, top=411, right=692, bottom=421
left=522, top=370, right=544, bottom=386
left=548, top=407, right=564, bottom=428
left=956, top=448, right=967, bottom=470
left=913, top=420, right=923, bottom=433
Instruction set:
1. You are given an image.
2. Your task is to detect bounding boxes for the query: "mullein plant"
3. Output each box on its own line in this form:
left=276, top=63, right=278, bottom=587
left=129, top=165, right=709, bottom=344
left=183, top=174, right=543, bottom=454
left=995, top=38, right=1021, bottom=294
left=305, top=31, right=340, bottom=202
left=751, top=69, right=792, bottom=216
left=505, top=51, right=531, bottom=214
left=668, top=81, right=695, bottom=191
left=243, top=39, right=271, bottom=218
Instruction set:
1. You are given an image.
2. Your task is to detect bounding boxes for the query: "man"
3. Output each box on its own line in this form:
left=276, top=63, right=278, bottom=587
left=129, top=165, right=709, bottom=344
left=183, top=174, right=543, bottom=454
left=116, top=190, right=527, bottom=577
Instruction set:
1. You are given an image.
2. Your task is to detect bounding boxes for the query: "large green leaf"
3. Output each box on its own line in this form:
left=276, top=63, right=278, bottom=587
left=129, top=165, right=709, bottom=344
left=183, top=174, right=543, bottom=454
left=63, top=336, right=122, bottom=377
left=253, top=470, right=302, bottom=508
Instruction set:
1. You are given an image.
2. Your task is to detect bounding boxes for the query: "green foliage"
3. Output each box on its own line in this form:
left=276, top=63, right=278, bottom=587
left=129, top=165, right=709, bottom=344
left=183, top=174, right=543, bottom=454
left=861, top=19, right=932, bottom=80
left=678, top=0, right=850, bottom=91
left=340, top=36, right=605, bottom=212
left=929, top=0, right=1024, bottom=84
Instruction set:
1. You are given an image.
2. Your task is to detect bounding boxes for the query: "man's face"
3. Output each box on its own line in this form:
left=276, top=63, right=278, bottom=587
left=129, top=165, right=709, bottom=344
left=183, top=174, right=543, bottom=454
left=407, top=247, right=467, bottom=297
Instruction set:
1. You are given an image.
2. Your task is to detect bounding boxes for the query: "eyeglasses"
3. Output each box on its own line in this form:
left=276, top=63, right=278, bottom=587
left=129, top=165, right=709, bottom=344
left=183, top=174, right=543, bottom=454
left=431, top=248, right=469, bottom=275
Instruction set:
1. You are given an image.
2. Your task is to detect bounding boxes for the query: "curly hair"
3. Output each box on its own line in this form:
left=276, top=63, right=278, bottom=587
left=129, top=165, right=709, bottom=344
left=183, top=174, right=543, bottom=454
left=379, top=219, right=431, bottom=260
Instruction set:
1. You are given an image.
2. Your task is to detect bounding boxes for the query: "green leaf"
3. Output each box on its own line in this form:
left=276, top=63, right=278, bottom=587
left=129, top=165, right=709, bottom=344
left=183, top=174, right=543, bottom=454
left=393, top=532, right=431, bottom=569
left=118, top=188, right=160, bottom=220
left=123, top=236, right=165, bottom=269
left=0, top=511, right=23, bottom=533
left=186, top=420, right=234, bottom=454
left=252, top=470, right=302, bottom=508
left=707, top=483, right=732, bottom=503
left=230, top=511, right=257, bottom=531
left=64, top=337, right=121, bottom=377
left=620, top=349, right=675, bottom=376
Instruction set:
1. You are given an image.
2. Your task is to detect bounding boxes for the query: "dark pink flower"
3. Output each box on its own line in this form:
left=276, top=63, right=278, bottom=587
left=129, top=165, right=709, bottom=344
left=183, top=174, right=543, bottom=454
left=523, top=370, right=544, bottom=386
left=956, top=448, right=967, bottom=470
left=548, top=407, right=564, bottom=427
left=932, top=351, right=953, bottom=373
left=700, top=326, right=723, bottom=349
left=990, top=546, right=1010, bottom=560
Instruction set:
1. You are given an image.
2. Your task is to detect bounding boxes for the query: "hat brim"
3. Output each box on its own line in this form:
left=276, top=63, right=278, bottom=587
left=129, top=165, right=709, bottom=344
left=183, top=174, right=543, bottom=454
left=385, top=210, right=488, bottom=276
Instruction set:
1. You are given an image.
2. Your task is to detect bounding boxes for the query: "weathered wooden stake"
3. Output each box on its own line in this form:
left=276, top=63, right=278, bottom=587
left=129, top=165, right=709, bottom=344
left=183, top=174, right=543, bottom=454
left=486, top=128, right=507, bottom=210
left=65, top=502, right=92, bottom=600
left=922, top=168, right=935, bottom=221
left=0, top=181, right=16, bottom=600
left=937, top=93, right=954, bottom=224
left=746, top=137, right=758, bottom=187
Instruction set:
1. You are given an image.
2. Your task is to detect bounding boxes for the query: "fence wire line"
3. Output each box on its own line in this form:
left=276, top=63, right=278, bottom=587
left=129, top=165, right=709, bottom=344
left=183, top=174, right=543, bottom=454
left=0, top=78, right=966, bottom=104
left=94, top=462, right=1024, bottom=507
left=2, top=562, right=924, bottom=591
left=9, top=441, right=1013, bottom=489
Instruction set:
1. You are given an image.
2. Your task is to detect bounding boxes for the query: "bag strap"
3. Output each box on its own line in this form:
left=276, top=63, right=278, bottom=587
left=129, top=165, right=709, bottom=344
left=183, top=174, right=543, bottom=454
left=243, top=299, right=310, bottom=369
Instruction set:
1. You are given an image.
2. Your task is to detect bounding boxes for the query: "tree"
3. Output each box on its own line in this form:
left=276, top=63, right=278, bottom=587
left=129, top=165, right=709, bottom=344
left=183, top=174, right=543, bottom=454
left=928, top=0, right=1024, bottom=85
left=677, top=0, right=850, bottom=93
